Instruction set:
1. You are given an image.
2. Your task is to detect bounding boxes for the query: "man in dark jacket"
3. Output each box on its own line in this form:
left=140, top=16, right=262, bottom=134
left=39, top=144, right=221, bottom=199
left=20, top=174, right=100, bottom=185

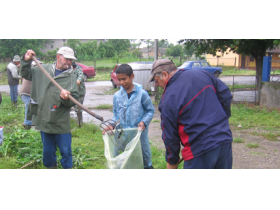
left=7, top=55, right=22, bottom=105
left=20, top=47, right=79, bottom=169
left=148, top=59, right=233, bottom=169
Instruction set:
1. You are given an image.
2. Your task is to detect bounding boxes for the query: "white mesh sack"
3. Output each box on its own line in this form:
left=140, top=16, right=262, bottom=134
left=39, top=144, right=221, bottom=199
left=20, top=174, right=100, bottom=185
left=103, top=127, right=144, bottom=169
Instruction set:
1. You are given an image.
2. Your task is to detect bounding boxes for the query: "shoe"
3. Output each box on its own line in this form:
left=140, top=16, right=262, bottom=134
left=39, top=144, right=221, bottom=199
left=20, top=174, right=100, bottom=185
left=144, top=165, right=154, bottom=169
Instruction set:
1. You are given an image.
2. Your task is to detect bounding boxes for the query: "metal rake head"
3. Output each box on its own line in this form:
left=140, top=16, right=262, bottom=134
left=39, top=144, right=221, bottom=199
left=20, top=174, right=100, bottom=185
left=100, top=119, right=127, bottom=152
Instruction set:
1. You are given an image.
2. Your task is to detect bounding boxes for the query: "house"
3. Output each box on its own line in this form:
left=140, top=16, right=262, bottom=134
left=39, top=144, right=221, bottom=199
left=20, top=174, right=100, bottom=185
left=206, top=47, right=280, bottom=70
left=40, top=39, right=106, bottom=54
left=139, top=46, right=167, bottom=58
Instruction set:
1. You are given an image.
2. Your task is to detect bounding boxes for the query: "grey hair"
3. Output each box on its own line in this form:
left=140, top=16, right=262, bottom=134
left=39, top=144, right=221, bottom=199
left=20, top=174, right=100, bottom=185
left=154, top=72, right=163, bottom=79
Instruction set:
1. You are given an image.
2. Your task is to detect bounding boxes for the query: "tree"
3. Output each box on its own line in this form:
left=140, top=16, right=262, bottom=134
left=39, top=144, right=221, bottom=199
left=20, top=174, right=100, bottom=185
left=166, top=45, right=183, bottom=57
left=76, top=40, right=100, bottom=67
left=142, top=39, right=153, bottom=58
left=158, top=39, right=174, bottom=48
left=130, top=39, right=142, bottom=59
left=180, top=39, right=279, bottom=80
left=0, top=39, right=48, bottom=60
left=63, top=39, right=81, bottom=52
left=106, top=39, right=131, bottom=62
left=183, top=44, right=196, bottom=58
left=106, top=39, right=130, bottom=55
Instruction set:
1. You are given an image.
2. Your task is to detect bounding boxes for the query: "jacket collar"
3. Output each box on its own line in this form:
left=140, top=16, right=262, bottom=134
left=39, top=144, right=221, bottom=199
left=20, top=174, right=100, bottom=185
left=51, top=61, right=74, bottom=77
left=166, top=69, right=185, bottom=87
left=120, top=82, right=142, bottom=94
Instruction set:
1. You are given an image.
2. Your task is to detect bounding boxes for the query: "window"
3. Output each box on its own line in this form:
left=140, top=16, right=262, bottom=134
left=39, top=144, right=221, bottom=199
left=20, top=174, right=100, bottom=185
left=250, top=56, right=254, bottom=62
left=193, top=62, right=201, bottom=67
left=201, top=62, right=210, bottom=67
left=63, top=39, right=66, bottom=42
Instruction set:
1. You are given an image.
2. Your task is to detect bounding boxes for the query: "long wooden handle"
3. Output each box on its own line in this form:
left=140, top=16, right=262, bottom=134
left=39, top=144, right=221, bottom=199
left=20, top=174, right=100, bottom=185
left=32, top=56, right=104, bottom=122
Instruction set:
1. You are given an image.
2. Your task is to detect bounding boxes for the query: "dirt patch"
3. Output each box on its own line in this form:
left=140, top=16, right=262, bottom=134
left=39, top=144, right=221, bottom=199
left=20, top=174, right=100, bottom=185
left=88, top=86, right=280, bottom=169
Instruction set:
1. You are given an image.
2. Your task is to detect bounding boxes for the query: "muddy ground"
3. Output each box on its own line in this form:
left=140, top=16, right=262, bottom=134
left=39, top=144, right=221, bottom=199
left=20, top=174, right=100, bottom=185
left=80, top=85, right=280, bottom=169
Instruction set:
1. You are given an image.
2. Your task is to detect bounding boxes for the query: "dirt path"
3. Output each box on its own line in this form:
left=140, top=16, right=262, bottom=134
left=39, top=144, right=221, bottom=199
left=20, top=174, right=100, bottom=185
left=84, top=85, right=280, bottom=169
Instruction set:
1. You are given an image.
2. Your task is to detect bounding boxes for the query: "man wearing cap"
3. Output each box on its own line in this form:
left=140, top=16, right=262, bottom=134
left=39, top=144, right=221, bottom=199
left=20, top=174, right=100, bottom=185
left=7, top=55, right=22, bottom=105
left=148, top=59, right=233, bottom=169
left=20, top=47, right=79, bottom=169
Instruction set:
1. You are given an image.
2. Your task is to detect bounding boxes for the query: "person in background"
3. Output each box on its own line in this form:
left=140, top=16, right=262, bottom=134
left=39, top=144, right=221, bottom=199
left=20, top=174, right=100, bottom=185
left=72, top=61, right=86, bottom=126
left=20, top=78, right=32, bottom=129
left=7, top=55, right=22, bottom=106
left=20, top=59, right=44, bottom=129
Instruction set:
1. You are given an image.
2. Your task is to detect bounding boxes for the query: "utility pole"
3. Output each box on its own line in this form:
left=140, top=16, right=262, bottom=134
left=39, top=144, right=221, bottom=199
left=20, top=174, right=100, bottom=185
left=154, top=39, right=158, bottom=61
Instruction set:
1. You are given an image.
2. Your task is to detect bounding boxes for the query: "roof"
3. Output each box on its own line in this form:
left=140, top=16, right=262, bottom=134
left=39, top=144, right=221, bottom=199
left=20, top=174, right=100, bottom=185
left=266, top=46, right=280, bottom=53
left=139, top=46, right=167, bottom=53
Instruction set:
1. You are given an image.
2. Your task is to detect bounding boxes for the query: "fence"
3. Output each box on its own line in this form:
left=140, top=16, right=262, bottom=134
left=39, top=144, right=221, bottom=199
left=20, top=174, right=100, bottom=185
left=155, top=75, right=261, bottom=104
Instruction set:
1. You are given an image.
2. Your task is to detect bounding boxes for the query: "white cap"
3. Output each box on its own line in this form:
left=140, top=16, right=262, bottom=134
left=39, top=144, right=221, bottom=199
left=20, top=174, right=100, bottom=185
left=13, top=55, right=20, bottom=62
left=57, top=47, right=77, bottom=60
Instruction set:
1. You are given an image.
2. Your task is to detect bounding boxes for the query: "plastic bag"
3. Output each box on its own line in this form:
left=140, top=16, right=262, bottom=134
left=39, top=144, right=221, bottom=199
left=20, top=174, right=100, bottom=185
left=103, top=127, right=144, bottom=169
left=0, top=126, right=4, bottom=146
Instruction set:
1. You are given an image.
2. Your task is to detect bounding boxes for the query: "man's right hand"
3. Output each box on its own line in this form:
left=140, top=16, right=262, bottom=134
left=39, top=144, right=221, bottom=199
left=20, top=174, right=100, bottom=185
left=24, top=49, right=36, bottom=61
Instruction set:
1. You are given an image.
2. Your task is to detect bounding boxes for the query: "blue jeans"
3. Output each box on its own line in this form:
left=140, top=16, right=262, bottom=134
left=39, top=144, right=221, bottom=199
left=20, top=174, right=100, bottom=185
left=183, top=142, right=232, bottom=169
left=9, top=85, right=18, bottom=102
left=21, top=95, right=32, bottom=125
left=40, top=132, right=73, bottom=169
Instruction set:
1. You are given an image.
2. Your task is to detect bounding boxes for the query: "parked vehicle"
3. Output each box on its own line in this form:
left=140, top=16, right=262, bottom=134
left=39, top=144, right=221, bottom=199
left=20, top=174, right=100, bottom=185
left=110, top=61, right=154, bottom=90
left=178, top=60, right=222, bottom=77
left=76, top=63, right=96, bottom=82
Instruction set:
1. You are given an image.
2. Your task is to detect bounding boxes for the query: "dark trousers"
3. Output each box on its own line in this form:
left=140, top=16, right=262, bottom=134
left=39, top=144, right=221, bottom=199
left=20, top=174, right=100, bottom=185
left=40, top=132, right=73, bottom=169
left=183, top=142, right=232, bottom=169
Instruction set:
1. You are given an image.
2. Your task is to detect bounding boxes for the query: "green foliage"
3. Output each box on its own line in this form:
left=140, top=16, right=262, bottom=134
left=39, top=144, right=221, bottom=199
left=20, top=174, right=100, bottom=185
left=166, top=45, right=183, bottom=57
left=158, top=39, right=173, bottom=48
left=107, top=39, right=131, bottom=57
left=0, top=39, right=49, bottom=59
left=180, top=39, right=279, bottom=78
left=0, top=93, right=107, bottom=169
left=63, top=39, right=81, bottom=52
left=46, top=48, right=59, bottom=61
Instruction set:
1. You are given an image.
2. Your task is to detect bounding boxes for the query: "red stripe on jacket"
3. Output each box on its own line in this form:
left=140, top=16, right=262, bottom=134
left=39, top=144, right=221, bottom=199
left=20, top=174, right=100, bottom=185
left=178, top=85, right=216, bottom=160
left=179, top=124, right=194, bottom=160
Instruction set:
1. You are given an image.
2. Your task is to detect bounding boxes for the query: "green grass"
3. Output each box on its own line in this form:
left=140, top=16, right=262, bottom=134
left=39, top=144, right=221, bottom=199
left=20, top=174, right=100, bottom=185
left=150, top=143, right=183, bottom=169
left=151, top=119, right=160, bottom=123
left=87, top=69, right=111, bottom=82
left=230, top=103, right=280, bottom=130
left=228, top=84, right=256, bottom=91
left=249, top=151, right=266, bottom=156
left=246, top=143, right=259, bottom=149
left=233, top=137, right=244, bottom=143
left=94, top=104, right=113, bottom=109
left=0, top=93, right=172, bottom=169
left=221, top=67, right=257, bottom=76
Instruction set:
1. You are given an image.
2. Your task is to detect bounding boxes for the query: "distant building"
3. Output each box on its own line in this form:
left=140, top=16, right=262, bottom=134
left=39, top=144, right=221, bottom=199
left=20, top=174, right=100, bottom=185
left=40, top=39, right=106, bottom=54
left=206, top=47, right=280, bottom=70
left=139, top=46, right=167, bottom=58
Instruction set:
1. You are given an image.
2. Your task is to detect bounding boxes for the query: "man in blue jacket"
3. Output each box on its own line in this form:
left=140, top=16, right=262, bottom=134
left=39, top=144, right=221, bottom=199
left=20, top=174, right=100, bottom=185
left=148, top=59, right=233, bottom=169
